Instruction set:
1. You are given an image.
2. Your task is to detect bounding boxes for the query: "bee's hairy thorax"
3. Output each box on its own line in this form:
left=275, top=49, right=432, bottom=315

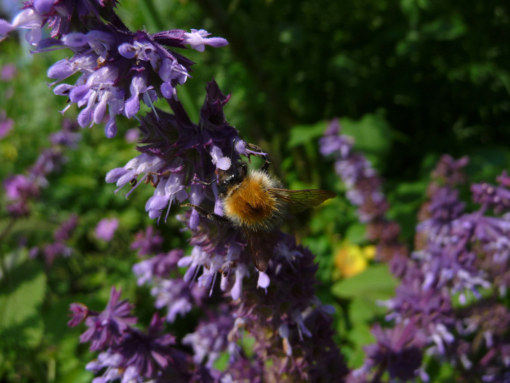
left=223, top=170, right=286, bottom=232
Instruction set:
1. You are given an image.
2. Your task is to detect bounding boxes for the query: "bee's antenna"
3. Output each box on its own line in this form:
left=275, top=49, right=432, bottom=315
left=231, top=138, right=239, bottom=178
left=231, top=138, right=237, bottom=161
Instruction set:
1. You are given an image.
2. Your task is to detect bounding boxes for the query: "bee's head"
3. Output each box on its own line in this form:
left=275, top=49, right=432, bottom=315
left=216, top=161, right=248, bottom=197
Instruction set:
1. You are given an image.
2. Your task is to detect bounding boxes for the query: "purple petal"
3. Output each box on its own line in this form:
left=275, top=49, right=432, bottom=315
left=216, top=157, right=231, bottom=170
left=124, top=96, right=140, bottom=118
left=47, top=59, right=74, bottom=80
left=257, top=271, right=270, bottom=289
left=77, top=105, right=93, bottom=128
left=33, top=0, right=54, bottom=14
left=70, top=85, right=90, bottom=103
left=0, top=20, right=14, bottom=35
left=53, top=84, right=74, bottom=96
left=160, top=81, right=175, bottom=99
left=62, top=32, right=88, bottom=47
left=118, top=43, right=136, bottom=59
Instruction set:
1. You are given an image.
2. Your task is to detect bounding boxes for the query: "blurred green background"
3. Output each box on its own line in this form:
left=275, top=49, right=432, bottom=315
left=1, top=0, right=509, bottom=381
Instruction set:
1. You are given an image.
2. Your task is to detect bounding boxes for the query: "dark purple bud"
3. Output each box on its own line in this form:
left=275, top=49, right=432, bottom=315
left=104, top=118, right=117, bottom=138
left=68, top=303, right=89, bottom=327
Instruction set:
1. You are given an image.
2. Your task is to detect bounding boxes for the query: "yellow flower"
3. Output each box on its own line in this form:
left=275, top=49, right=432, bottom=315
left=334, top=240, right=376, bottom=278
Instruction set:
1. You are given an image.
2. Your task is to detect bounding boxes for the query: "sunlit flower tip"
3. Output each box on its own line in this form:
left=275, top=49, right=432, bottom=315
left=257, top=271, right=270, bottom=289
left=68, top=303, right=90, bottom=327
left=231, top=264, right=249, bottom=300
left=278, top=323, right=292, bottom=356
left=210, top=146, right=231, bottom=170
left=183, top=29, right=228, bottom=52
left=235, top=140, right=267, bottom=157
left=95, top=218, right=119, bottom=241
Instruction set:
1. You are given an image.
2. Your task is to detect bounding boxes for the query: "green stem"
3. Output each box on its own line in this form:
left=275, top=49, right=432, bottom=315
left=0, top=216, right=17, bottom=280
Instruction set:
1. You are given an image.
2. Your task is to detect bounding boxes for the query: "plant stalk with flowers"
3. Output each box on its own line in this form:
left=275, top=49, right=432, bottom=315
left=1, top=1, right=347, bottom=382
left=322, top=119, right=510, bottom=382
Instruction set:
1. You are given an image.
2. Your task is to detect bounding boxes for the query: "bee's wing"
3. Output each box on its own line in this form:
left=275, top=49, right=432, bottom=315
left=269, top=188, right=336, bottom=214
left=243, top=228, right=279, bottom=272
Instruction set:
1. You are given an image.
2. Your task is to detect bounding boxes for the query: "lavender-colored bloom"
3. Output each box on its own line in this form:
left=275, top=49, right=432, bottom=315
left=152, top=278, right=205, bottom=323
left=0, top=111, right=14, bottom=139
left=31, top=214, right=78, bottom=265
left=54, top=214, right=78, bottom=242
left=95, top=218, right=119, bottom=241
left=85, top=320, right=191, bottom=383
left=227, top=233, right=348, bottom=382
left=1, top=1, right=227, bottom=135
left=131, top=226, right=164, bottom=256
left=105, top=81, right=241, bottom=225
left=80, top=287, right=137, bottom=351
left=471, top=180, right=510, bottom=214
left=111, top=313, right=185, bottom=378
left=124, top=128, right=139, bottom=143
left=132, top=249, right=182, bottom=285
left=0, top=64, right=17, bottom=81
left=349, top=322, right=427, bottom=383
left=182, top=305, right=237, bottom=368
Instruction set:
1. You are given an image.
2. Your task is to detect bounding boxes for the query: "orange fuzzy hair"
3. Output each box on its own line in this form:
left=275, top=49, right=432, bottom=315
left=223, top=170, right=286, bottom=232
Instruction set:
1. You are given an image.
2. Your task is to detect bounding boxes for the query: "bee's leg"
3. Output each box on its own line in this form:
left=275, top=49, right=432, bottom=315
left=181, top=203, right=231, bottom=225
left=192, top=179, right=216, bottom=186
left=261, top=157, right=271, bottom=173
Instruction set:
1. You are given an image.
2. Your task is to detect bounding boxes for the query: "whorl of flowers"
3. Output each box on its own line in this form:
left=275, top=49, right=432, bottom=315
left=29, top=214, right=78, bottom=265
left=69, top=287, right=193, bottom=382
left=320, top=119, right=407, bottom=261
left=0, top=0, right=227, bottom=138
left=3, top=118, right=80, bottom=218
left=349, top=154, right=510, bottom=382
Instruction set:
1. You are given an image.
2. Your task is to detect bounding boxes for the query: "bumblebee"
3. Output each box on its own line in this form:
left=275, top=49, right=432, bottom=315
left=184, top=159, right=335, bottom=271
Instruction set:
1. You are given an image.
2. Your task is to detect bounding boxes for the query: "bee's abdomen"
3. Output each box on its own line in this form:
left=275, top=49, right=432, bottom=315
left=224, top=173, right=285, bottom=232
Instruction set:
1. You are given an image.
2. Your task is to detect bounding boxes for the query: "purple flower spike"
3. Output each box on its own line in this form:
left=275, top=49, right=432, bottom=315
left=321, top=118, right=408, bottom=261
left=80, top=287, right=137, bottom=351
left=349, top=322, right=427, bottom=383
left=182, top=305, right=236, bottom=368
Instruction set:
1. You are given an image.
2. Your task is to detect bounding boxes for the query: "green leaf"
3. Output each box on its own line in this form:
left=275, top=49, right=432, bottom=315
left=340, top=112, right=393, bottom=158
left=345, top=223, right=367, bottom=244
left=0, top=261, right=46, bottom=348
left=287, top=121, right=328, bottom=148
left=332, top=263, right=398, bottom=300
left=345, top=324, right=375, bottom=368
